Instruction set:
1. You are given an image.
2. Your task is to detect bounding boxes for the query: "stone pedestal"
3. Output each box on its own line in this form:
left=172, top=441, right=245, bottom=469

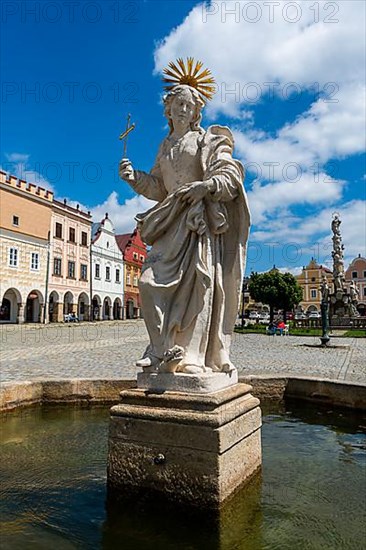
left=107, top=382, right=262, bottom=508
left=137, top=370, right=238, bottom=393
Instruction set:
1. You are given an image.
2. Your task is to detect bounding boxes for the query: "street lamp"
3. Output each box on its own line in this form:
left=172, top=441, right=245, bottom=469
left=241, top=279, right=247, bottom=329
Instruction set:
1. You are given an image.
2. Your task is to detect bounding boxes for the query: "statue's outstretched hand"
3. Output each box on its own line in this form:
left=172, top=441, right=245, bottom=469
left=176, top=181, right=211, bottom=205
left=119, top=158, right=135, bottom=182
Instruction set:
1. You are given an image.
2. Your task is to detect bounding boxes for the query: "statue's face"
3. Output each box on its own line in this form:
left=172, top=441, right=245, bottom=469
left=170, top=89, right=196, bottom=129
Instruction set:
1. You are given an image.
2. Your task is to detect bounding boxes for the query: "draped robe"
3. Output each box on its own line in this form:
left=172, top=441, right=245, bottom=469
left=132, top=125, right=250, bottom=373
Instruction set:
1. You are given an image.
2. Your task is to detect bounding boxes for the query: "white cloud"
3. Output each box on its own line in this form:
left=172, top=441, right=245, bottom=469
left=249, top=199, right=366, bottom=258
left=155, top=1, right=365, bottom=175
left=155, top=1, right=365, bottom=105
left=277, top=266, right=304, bottom=276
left=2, top=153, right=54, bottom=192
left=248, top=172, right=345, bottom=225
left=87, top=191, right=155, bottom=234
left=234, top=83, right=366, bottom=180
left=5, top=153, right=30, bottom=163
left=154, top=0, right=365, bottom=263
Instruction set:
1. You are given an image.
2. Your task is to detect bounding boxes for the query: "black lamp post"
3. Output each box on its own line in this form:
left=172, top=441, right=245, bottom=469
left=241, top=279, right=247, bottom=329
left=320, top=276, right=331, bottom=346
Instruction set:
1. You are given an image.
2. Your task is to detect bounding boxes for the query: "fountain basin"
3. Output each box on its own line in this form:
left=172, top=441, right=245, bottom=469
left=1, top=399, right=365, bottom=549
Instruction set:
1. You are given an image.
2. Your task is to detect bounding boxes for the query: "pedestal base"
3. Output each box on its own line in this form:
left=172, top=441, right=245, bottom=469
left=107, top=383, right=262, bottom=508
left=137, top=370, right=238, bottom=393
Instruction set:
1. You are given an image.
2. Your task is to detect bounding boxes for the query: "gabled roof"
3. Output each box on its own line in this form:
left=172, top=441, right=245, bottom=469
left=115, top=233, right=133, bottom=253
left=91, top=222, right=101, bottom=243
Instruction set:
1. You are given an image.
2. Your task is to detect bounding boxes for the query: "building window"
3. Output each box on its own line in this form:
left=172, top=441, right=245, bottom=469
left=95, top=264, right=100, bottom=278
left=30, top=252, right=39, bottom=270
left=352, top=271, right=358, bottom=279
left=310, top=289, right=317, bottom=299
left=80, top=264, right=87, bottom=280
left=9, top=247, right=18, bottom=267
left=55, top=222, right=62, bottom=238
left=69, top=227, right=76, bottom=243
left=126, top=273, right=131, bottom=285
left=54, top=257, right=62, bottom=276
left=364, top=288, right=366, bottom=297
left=106, top=241, right=109, bottom=248
left=68, top=261, right=75, bottom=279
left=81, top=231, right=88, bottom=246
left=140, top=255, right=144, bottom=262
left=133, top=275, right=138, bottom=286
left=106, top=266, right=111, bottom=281
left=116, top=268, right=120, bottom=283
left=363, top=271, right=366, bottom=278
left=13, top=215, right=19, bottom=226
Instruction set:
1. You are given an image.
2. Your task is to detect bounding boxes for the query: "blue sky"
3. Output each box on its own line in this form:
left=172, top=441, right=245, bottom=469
left=1, top=0, right=365, bottom=274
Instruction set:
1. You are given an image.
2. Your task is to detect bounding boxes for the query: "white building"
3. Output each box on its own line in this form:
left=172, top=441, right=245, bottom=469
left=91, top=214, right=124, bottom=320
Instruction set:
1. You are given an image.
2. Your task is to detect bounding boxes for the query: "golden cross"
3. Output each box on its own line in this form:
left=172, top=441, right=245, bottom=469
left=119, top=113, right=136, bottom=157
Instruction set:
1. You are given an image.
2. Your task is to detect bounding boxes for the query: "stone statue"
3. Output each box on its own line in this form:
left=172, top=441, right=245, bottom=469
left=349, top=280, right=360, bottom=316
left=349, top=280, right=359, bottom=303
left=331, top=214, right=346, bottom=292
left=119, top=60, right=250, bottom=375
left=331, top=215, right=341, bottom=236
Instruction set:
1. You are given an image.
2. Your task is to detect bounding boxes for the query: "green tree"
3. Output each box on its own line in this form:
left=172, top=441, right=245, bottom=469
left=249, top=270, right=303, bottom=322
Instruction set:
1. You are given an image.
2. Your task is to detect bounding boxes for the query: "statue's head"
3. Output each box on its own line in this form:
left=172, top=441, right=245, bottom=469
left=163, top=85, right=205, bottom=134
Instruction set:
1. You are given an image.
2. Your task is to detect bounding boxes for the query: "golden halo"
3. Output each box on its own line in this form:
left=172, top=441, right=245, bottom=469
left=162, top=57, right=216, bottom=102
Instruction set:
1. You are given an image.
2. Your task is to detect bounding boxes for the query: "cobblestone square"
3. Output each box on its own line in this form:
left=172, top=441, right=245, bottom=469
left=1, top=321, right=365, bottom=385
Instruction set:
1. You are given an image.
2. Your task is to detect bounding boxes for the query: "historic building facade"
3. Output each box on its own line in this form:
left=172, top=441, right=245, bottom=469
left=116, top=229, right=147, bottom=319
left=0, top=172, right=54, bottom=323
left=91, top=214, right=124, bottom=320
left=345, top=255, right=366, bottom=316
left=48, top=199, right=92, bottom=322
left=296, top=258, right=333, bottom=313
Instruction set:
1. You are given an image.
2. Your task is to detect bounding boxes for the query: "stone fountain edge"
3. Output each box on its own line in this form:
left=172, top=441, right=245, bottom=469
left=0, top=375, right=365, bottom=412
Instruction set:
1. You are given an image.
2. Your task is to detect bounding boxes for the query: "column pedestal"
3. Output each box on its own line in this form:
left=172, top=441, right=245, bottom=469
left=108, top=381, right=262, bottom=508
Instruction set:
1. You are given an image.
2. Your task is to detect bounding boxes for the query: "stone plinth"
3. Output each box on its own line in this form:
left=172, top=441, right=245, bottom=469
left=137, top=370, right=238, bottom=393
left=107, top=383, right=262, bottom=508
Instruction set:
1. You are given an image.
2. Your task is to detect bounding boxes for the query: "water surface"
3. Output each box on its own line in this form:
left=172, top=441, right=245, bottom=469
left=1, top=401, right=365, bottom=549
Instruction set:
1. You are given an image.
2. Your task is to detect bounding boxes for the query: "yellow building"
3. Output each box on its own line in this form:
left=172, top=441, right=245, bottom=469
left=345, top=255, right=366, bottom=316
left=0, top=172, right=53, bottom=323
left=296, top=258, right=333, bottom=314
left=48, top=200, right=92, bottom=322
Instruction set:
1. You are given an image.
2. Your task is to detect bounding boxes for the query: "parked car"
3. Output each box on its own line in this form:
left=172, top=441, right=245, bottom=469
left=308, top=311, right=321, bottom=319
left=258, top=313, right=270, bottom=324
left=64, top=313, right=79, bottom=323
left=294, top=312, right=307, bottom=320
left=249, top=311, right=260, bottom=321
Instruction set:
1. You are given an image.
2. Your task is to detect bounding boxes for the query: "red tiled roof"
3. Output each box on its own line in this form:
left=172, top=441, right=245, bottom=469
left=115, top=233, right=132, bottom=252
